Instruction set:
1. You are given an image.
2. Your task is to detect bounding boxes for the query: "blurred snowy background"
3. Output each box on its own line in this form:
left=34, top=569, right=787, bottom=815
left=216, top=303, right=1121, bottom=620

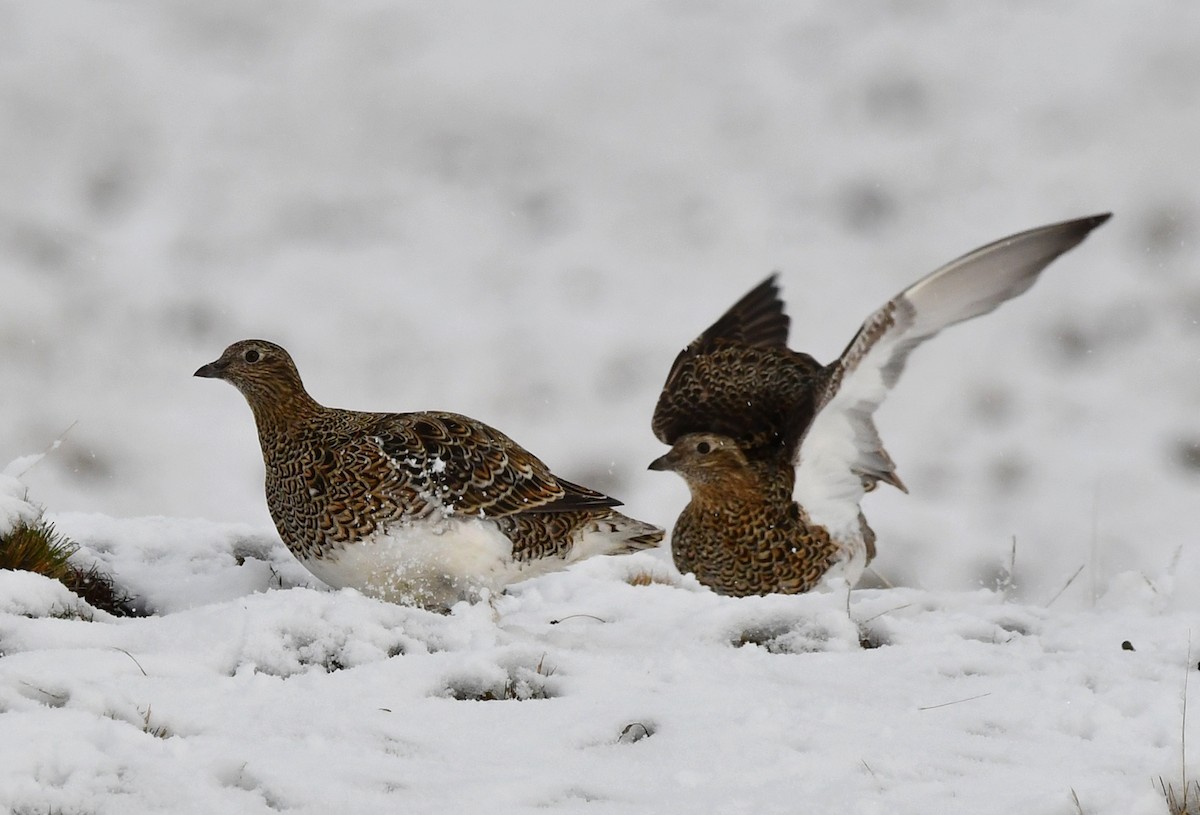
left=3, top=1, right=1198, bottom=606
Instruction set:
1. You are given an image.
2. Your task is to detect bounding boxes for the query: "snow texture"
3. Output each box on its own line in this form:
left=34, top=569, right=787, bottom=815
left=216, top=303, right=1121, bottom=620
left=0, top=499, right=1194, bottom=814
left=1, top=2, right=1199, bottom=812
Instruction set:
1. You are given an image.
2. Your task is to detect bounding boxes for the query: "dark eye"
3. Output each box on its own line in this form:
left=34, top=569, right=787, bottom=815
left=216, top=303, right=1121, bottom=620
left=243, top=349, right=261, bottom=363
left=696, top=441, right=711, bottom=455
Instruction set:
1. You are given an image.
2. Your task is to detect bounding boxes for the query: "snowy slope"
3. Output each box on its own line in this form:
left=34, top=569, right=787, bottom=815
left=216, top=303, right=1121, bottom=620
left=0, top=500, right=1192, bottom=815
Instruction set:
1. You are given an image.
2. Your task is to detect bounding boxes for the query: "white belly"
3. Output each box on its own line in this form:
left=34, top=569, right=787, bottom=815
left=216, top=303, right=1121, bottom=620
left=299, top=517, right=516, bottom=609
left=792, top=499, right=869, bottom=591
left=816, top=541, right=867, bottom=591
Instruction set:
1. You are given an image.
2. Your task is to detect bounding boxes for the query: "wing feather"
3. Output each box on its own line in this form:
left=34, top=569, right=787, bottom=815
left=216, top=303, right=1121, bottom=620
left=370, top=411, right=620, bottom=518
left=793, top=213, right=1111, bottom=534
left=653, top=274, right=824, bottom=452
left=693, top=273, right=791, bottom=350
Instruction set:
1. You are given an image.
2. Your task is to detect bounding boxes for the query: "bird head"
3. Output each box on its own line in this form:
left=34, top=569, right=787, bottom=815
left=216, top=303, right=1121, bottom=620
left=648, top=432, right=753, bottom=490
left=194, top=339, right=311, bottom=411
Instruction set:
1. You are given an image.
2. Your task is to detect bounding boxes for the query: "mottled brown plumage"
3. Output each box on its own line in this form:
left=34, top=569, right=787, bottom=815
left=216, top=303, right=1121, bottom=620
left=649, top=433, right=844, bottom=596
left=652, top=214, right=1112, bottom=597
left=652, top=275, right=827, bottom=460
left=196, top=339, right=662, bottom=609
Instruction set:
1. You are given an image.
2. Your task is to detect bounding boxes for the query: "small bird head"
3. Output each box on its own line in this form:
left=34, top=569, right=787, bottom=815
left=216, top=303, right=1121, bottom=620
left=648, top=432, right=753, bottom=490
left=194, top=339, right=311, bottom=410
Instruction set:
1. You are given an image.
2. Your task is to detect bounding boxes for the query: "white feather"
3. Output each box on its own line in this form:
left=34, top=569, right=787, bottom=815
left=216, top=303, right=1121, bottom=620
left=300, top=515, right=641, bottom=608
left=793, top=214, right=1110, bottom=560
left=301, top=517, right=514, bottom=608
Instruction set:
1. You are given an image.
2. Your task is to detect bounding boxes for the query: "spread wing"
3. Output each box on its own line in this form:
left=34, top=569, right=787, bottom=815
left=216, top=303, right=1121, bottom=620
left=792, top=213, right=1111, bottom=532
left=369, top=411, right=620, bottom=518
left=653, top=275, right=824, bottom=454
left=688, top=273, right=791, bottom=352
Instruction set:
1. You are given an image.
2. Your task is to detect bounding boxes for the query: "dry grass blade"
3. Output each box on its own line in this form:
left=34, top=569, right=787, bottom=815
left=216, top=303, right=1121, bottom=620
left=549, top=614, right=608, bottom=625
left=113, top=647, right=148, bottom=677
left=859, top=603, right=914, bottom=626
left=14, top=420, right=78, bottom=478
left=1045, top=564, right=1086, bottom=607
left=1159, top=778, right=1200, bottom=815
left=1158, top=635, right=1197, bottom=815
left=917, top=692, right=992, bottom=712
left=1186, top=637, right=1193, bottom=814
left=140, top=705, right=170, bottom=739
left=999, top=535, right=1017, bottom=597
left=863, top=565, right=895, bottom=589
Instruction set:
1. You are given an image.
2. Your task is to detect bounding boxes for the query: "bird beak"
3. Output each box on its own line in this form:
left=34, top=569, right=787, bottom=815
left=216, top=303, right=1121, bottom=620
left=648, top=451, right=676, bottom=472
left=193, top=359, right=227, bottom=379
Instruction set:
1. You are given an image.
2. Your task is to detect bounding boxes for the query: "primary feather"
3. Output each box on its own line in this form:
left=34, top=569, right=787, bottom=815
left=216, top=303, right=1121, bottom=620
left=793, top=213, right=1112, bottom=539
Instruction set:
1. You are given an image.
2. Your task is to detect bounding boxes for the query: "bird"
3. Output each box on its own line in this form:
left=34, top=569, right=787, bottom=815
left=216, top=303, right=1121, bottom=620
left=649, top=213, right=1111, bottom=597
left=195, top=340, right=663, bottom=610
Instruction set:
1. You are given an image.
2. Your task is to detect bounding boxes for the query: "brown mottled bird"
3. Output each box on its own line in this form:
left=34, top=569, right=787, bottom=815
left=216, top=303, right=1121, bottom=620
left=650, top=214, right=1111, bottom=597
left=195, top=340, right=662, bottom=610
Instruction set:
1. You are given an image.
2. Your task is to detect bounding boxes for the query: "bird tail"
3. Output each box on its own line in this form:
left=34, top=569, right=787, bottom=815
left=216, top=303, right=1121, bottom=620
left=586, top=511, right=664, bottom=555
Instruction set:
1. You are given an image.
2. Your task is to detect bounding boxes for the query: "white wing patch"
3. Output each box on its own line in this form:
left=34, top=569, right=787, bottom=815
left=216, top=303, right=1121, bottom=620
left=793, top=214, right=1111, bottom=538
left=792, top=301, right=917, bottom=540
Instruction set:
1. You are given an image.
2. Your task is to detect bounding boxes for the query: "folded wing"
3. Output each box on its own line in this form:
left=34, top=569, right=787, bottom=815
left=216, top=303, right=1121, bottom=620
left=370, top=411, right=621, bottom=519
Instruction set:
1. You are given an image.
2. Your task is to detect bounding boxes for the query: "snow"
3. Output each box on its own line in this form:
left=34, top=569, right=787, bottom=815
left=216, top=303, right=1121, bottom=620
left=0, top=454, right=47, bottom=537
left=2, top=2, right=1199, bottom=812
left=1, top=490, right=1196, bottom=813
left=0, top=475, right=40, bottom=540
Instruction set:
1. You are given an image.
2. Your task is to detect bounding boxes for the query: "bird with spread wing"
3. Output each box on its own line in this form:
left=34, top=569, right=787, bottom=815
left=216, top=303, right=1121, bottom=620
left=650, top=214, right=1111, bottom=597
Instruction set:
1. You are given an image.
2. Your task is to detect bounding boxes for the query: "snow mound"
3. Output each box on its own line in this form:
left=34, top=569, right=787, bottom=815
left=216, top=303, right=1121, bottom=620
left=0, top=569, right=91, bottom=620
left=0, top=471, right=41, bottom=539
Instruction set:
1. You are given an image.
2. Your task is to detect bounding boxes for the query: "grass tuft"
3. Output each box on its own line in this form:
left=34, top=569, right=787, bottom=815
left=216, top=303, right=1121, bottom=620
left=1, top=519, right=139, bottom=617
left=0, top=520, right=76, bottom=578
left=1159, top=636, right=1197, bottom=815
left=443, top=655, right=557, bottom=702
left=1159, top=778, right=1200, bottom=815
left=139, top=705, right=171, bottom=739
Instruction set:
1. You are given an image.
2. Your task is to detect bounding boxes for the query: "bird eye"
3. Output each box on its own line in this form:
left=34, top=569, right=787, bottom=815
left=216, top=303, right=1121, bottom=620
left=243, top=349, right=261, bottom=363
left=696, top=441, right=711, bottom=454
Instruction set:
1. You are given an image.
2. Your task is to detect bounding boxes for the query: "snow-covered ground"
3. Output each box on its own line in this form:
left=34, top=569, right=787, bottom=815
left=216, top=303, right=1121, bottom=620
left=2, top=2, right=1199, bottom=812
left=0, top=493, right=1194, bottom=815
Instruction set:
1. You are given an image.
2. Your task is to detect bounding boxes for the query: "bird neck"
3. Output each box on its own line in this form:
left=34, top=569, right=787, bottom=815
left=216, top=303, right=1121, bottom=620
left=687, top=458, right=795, bottom=518
left=248, top=389, right=324, bottom=444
